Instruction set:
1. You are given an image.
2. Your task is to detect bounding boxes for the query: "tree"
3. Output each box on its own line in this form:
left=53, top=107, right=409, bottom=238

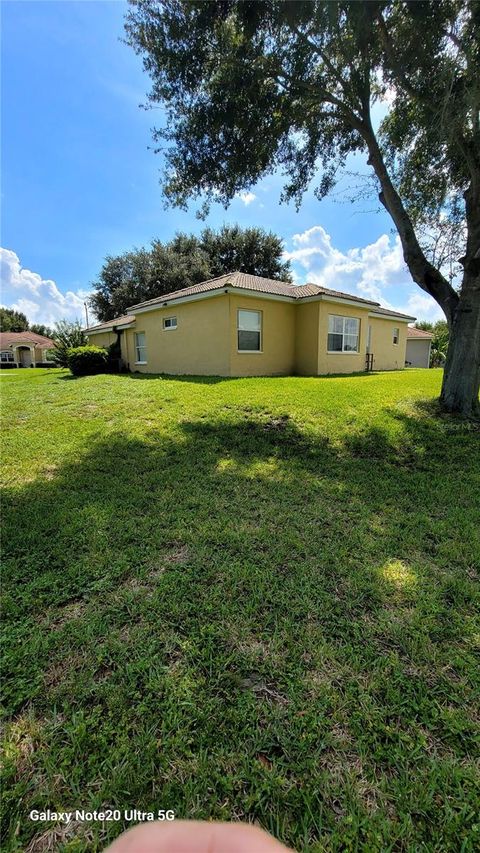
left=415, top=319, right=450, bottom=366
left=125, top=0, right=480, bottom=416
left=90, top=225, right=291, bottom=321
left=51, top=320, right=87, bottom=368
left=30, top=323, right=54, bottom=338
left=200, top=224, right=291, bottom=281
left=0, top=307, right=29, bottom=332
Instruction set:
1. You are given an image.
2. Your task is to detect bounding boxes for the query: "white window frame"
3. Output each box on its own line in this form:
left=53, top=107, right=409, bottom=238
left=163, top=316, right=177, bottom=330
left=327, top=315, right=360, bottom=354
left=393, top=327, right=399, bottom=345
left=135, top=332, right=147, bottom=364
left=237, top=309, right=262, bottom=353
left=1, top=351, right=15, bottom=363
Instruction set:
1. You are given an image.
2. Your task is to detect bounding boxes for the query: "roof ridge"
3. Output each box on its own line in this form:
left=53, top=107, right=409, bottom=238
left=124, top=270, right=399, bottom=312
left=127, top=271, right=238, bottom=310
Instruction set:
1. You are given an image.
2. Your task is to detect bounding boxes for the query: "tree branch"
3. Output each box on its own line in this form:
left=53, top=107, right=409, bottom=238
left=360, top=117, right=459, bottom=323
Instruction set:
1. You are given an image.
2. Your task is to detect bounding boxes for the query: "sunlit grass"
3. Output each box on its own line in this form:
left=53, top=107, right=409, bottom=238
left=1, top=368, right=479, bottom=852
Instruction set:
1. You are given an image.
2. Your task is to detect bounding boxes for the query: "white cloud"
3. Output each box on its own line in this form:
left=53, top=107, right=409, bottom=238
left=235, top=191, right=257, bottom=206
left=397, top=292, right=444, bottom=323
left=0, top=248, right=90, bottom=327
left=283, top=225, right=444, bottom=322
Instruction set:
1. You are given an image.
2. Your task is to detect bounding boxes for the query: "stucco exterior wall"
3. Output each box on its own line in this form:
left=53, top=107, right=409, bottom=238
left=316, top=302, right=369, bottom=375
left=87, top=292, right=412, bottom=377
left=86, top=331, right=117, bottom=349
left=295, top=302, right=319, bottom=375
left=123, top=296, right=231, bottom=375
left=406, top=338, right=431, bottom=368
left=3, top=344, right=55, bottom=366
left=369, top=317, right=407, bottom=371
left=228, top=294, right=295, bottom=377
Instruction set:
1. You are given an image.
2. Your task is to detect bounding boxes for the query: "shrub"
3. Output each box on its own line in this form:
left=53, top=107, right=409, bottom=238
left=51, top=320, right=87, bottom=367
left=67, top=346, right=108, bottom=376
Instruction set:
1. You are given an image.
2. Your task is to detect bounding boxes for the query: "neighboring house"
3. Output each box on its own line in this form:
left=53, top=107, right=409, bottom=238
left=85, top=271, right=415, bottom=377
left=0, top=331, right=56, bottom=368
left=405, top=326, right=433, bottom=368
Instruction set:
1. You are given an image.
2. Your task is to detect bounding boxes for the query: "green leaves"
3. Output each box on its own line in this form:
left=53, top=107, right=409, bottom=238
left=51, top=319, right=87, bottom=367
left=90, top=225, right=292, bottom=321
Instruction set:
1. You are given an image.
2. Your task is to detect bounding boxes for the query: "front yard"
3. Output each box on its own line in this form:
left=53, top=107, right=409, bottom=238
left=1, top=368, right=479, bottom=852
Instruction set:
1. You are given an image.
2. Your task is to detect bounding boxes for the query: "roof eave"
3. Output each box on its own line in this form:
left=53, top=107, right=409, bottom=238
left=368, top=310, right=416, bottom=322
left=129, top=286, right=382, bottom=314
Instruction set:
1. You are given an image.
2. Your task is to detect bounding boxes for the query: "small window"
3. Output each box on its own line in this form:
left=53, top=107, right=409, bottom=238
left=327, top=315, right=360, bottom=352
left=238, top=309, right=262, bottom=352
left=1, top=351, right=14, bottom=362
left=163, top=317, right=177, bottom=330
left=135, top=332, right=147, bottom=363
left=393, top=327, right=399, bottom=345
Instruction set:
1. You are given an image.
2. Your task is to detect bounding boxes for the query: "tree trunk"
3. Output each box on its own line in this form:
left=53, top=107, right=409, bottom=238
left=440, top=275, right=480, bottom=417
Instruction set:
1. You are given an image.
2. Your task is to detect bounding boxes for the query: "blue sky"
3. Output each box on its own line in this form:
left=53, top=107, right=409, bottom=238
left=1, top=0, right=442, bottom=326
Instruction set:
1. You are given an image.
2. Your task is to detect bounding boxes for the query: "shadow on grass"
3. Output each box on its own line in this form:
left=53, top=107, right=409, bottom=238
left=1, top=410, right=479, bottom=851
left=125, top=370, right=385, bottom=384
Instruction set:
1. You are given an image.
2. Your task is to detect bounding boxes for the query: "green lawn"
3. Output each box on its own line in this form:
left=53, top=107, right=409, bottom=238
left=1, top=368, right=479, bottom=852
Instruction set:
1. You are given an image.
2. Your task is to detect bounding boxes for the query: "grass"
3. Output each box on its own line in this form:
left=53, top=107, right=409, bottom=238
left=1, top=367, right=479, bottom=852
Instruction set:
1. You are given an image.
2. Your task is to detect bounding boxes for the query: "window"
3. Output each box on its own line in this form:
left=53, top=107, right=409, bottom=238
left=238, top=309, right=262, bottom=352
left=1, top=351, right=14, bottom=363
left=393, top=327, right=399, bottom=345
left=135, top=332, right=147, bottom=363
left=45, top=350, right=56, bottom=362
left=163, top=317, right=177, bottom=330
left=327, top=315, right=360, bottom=352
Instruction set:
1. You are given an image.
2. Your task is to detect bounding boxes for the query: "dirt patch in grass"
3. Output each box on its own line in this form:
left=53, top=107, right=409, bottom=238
left=237, top=639, right=271, bottom=660
left=44, top=600, right=87, bottom=629
left=240, top=674, right=289, bottom=706
left=2, top=713, right=46, bottom=780
left=25, top=821, right=96, bottom=853
left=41, top=464, right=59, bottom=480
left=149, top=544, right=190, bottom=580
left=164, top=543, right=190, bottom=564
left=44, top=651, right=87, bottom=689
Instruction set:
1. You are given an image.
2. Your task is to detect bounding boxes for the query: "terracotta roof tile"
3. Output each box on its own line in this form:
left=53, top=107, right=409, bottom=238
left=128, top=271, right=380, bottom=310
left=0, top=331, right=55, bottom=349
left=369, top=305, right=416, bottom=321
left=85, top=314, right=135, bottom=333
left=406, top=326, right=434, bottom=339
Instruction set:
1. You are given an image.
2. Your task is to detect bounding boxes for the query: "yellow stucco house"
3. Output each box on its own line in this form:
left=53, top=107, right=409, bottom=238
left=85, top=271, right=415, bottom=377
left=0, top=331, right=56, bottom=368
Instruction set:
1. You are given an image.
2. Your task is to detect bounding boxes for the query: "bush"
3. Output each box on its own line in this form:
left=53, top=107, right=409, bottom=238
left=67, top=346, right=108, bottom=376
left=51, top=320, right=87, bottom=367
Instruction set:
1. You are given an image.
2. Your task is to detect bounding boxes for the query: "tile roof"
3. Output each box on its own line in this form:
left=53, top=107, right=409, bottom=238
left=0, top=331, right=55, bottom=349
left=85, top=314, right=136, bottom=333
left=406, top=326, right=434, bottom=339
left=369, top=305, right=416, bottom=321
left=128, top=271, right=380, bottom=310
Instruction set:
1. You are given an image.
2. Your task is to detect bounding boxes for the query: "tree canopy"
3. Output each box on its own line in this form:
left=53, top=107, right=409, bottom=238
left=0, top=308, right=54, bottom=338
left=125, top=0, right=480, bottom=415
left=0, top=307, right=29, bottom=332
left=50, top=320, right=87, bottom=368
left=90, top=224, right=291, bottom=321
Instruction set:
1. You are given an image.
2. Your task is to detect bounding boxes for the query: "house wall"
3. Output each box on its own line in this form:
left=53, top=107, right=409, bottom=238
left=316, top=302, right=369, bottom=375
left=228, top=294, right=296, bottom=376
left=406, top=338, right=431, bottom=368
left=2, top=344, right=55, bottom=366
left=369, top=317, right=408, bottom=371
left=88, top=292, right=411, bottom=377
left=34, top=346, right=56, bottom=364
left=295, top=302, right=319, bottom=375
left=86, top=331, right=117, bottom=349
left=123, top=296, right=231, bottom=375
